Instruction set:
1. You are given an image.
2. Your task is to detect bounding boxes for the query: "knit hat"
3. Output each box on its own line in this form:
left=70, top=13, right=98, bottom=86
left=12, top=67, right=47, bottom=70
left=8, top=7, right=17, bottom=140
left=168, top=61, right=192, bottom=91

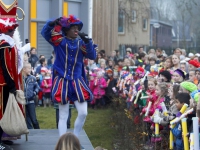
left=106, top=69, right=113, bottom=74
left=174, top=69, right=185, bottom=79
left=190, top=90, right=200, bottom=102
left=188, top=53, right=194, bottom=58
left=41, top=67, right=48, bottom=73
left=188, top=60, right=200, bottom=68
left=159, top=70, right=172, bottom=82
left=126, top=47, right=132, bottom=52
left=194, top=93, right=199, bottom=102
left=180, top=81, right=197, bottom=93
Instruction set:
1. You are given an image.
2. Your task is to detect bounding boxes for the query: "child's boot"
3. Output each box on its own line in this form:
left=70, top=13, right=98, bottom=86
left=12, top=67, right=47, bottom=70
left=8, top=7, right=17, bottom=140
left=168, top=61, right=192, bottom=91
left=38, top=100, right=42, bottom=106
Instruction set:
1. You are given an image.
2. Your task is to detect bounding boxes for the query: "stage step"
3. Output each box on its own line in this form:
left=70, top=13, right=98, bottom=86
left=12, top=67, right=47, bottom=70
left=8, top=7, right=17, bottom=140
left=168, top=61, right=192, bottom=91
left=12, top=129, right=94, bottom=150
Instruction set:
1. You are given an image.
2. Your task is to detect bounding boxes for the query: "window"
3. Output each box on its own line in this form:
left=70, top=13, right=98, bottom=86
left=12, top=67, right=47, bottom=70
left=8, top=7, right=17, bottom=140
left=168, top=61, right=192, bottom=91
left=142, top=18, right=147, bottom=30
left=118, top=10, right=125, bottom=33
left=132, top=10, right=136, bottom=23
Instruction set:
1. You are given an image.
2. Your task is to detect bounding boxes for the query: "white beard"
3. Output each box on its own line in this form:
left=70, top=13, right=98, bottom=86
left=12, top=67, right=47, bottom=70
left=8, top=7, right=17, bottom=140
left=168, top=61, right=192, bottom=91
left=13, top=28, right=31, bottom=74
left=13, top=27, right=22, bottom=49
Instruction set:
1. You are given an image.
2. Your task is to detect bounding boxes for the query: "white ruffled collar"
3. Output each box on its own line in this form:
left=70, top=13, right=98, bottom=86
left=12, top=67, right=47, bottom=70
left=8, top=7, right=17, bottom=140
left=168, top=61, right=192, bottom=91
left=0, top=34, right=15, bottom=48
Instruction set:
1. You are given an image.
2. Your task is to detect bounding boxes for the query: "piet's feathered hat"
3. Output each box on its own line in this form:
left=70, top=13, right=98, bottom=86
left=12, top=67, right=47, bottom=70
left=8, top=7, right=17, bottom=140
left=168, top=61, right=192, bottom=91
left=60, top=15, right=83, bottom=31
left=0, top=0, right=19, bottom=33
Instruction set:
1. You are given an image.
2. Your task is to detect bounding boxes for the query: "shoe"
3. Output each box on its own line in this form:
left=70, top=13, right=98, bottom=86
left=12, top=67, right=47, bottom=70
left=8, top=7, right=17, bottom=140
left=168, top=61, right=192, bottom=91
left=0, top=143, right=13, bottom=150
left=2, top=140, right=13, bottom=145
left=81, top=145, right=85, bottom=150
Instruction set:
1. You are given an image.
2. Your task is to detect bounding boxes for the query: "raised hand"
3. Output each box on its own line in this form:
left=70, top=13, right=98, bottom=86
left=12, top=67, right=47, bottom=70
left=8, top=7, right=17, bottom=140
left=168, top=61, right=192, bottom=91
left=78, top=32, right=90, bottom=43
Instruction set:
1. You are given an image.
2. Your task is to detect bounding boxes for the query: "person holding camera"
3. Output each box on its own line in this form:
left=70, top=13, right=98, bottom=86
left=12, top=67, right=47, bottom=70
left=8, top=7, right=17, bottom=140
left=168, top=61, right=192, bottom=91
left=28, top=47, right=39, bottom=69
left=41, top=15, right=97, bottom=150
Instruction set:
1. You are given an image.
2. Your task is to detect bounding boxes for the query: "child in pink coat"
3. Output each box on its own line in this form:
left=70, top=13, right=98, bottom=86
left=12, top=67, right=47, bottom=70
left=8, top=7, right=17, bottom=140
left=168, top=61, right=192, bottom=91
left=41, top=70, right=52, bottom=107
left=90, top=69, right=107, bottom=108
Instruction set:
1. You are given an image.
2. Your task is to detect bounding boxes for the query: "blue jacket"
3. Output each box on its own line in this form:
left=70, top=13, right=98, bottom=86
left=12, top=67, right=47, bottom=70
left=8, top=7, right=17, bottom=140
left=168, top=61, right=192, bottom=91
left=171, top=123, right=184, bottom=149
left=35, top=65, right=42, bottom=75
left=23, top=75, right=40, bottom=101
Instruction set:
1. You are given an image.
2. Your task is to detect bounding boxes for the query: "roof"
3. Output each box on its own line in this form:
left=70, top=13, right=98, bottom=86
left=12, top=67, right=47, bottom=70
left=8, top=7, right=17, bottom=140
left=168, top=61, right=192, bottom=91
left=150, top=19, right=172, bottom=27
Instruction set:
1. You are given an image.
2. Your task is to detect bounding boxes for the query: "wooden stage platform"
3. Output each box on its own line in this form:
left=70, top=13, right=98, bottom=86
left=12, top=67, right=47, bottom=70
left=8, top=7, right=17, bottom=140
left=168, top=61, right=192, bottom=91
left=11, top=129, right=94, bottom=150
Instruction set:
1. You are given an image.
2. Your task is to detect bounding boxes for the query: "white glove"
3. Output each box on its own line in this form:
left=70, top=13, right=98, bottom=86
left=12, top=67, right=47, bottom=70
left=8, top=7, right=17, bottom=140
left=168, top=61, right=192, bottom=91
left=152, top=113, right=162, bottom=124
left=18, top=43, right=31, bottom=74
left=21, top=43, right=31, bottom=53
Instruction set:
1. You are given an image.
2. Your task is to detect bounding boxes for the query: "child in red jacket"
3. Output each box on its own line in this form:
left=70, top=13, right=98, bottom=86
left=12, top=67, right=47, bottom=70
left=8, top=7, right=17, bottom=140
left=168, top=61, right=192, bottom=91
left=41, top=70, right=52, bottom=107
left=141, top=78, right=158, bottom=122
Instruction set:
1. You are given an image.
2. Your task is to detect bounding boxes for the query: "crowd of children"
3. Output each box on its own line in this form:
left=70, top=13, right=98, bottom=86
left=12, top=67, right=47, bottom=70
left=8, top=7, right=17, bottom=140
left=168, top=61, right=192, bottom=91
left=24, top=47, right=200, bottom=149
left=85, top=48, right=200, bottom=150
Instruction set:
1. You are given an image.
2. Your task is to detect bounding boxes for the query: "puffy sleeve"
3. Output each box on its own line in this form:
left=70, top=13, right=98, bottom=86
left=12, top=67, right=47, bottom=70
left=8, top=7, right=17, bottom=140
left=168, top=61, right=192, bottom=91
left=41, top=20, right=63, bottom=46
left=80, top=40, right=97, bottom=60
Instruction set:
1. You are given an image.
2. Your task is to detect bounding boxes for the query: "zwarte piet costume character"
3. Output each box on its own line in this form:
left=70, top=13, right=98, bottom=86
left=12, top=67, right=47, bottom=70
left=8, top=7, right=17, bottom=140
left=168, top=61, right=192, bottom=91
left=41, top=15, right=97, bottom=147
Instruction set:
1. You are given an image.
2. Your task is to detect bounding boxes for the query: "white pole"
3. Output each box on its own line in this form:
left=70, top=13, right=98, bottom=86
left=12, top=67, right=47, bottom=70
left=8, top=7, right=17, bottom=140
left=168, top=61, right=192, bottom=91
left=192, top=117, right=199, bottom=150
left=88, top=0, right=93, bottom=38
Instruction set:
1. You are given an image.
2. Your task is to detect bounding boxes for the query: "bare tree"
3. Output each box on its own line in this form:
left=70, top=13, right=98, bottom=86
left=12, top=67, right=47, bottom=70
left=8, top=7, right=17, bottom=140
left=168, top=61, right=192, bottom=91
left=190, top=0, right=200, bottom=47
left=173, top=0, right=197, bottom=48
left=118, top=0, right=150, bottom=35
left=150, top=0, right=200, bottom=49
left=150, top=0, right=176, bottom=21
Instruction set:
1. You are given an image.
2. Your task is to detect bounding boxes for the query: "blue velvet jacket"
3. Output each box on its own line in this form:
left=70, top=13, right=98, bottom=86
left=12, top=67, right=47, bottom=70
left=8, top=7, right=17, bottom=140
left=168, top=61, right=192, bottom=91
left=41, top=21, right=97, bottom=104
